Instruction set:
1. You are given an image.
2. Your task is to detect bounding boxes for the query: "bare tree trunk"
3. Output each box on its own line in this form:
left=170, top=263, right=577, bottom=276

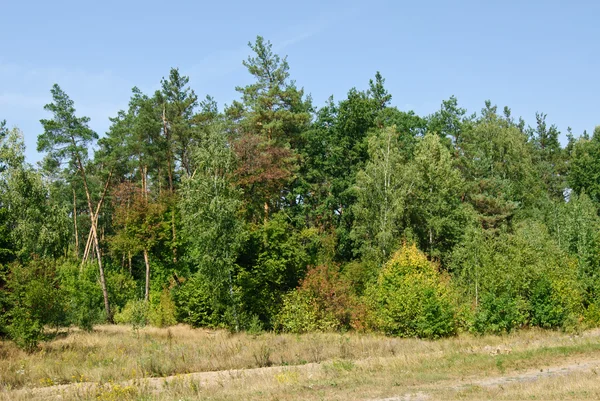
left=74, top=153, right=111, bottom=322
left=81, top=173, right=112, bottom=266
left=143, top=248, right=150, bottom=302
left=128, top=251, right=132, bottom=275
left=264, top=201, right=269, bottom=224
left=73, top=188, right=79, bottom=257
left=82, top=226, right=93, bottom=268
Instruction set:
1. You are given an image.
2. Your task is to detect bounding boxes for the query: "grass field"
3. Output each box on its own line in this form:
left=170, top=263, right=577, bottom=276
left=1, top=325, right=600, bottom=400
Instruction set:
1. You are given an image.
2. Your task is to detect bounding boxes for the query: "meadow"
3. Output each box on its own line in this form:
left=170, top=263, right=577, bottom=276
left=2, top=325, right=600, bottom=400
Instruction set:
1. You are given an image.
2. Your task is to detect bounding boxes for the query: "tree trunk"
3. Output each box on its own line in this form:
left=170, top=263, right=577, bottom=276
left=81, top=226, right=93, bottom=268
left=74, top=154, right=112, bottom=322
left=73, top=188, right=79, bottom=257
left=80, top=172, right=112, bottom=263
left=264, top=201, right=269, bottom=224
left=143, top=248, right=150, bottom=302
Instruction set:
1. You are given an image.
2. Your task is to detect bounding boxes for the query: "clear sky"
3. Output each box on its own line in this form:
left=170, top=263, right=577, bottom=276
left=2, top=0, right=599, bottom=163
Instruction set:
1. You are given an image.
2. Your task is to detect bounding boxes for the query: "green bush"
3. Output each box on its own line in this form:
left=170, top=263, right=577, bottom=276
left=366, top=243, right=457, bottom=338
left=237, top=215, right=319, bottom=329
left=114, top=299, right=148, bottom=330
left=454, top=222, right=584, bottom=333
left=584, top=302, right=600, bottom=328
left=149, top=288, right=177, bottom=327
left=530, top=276, right=578, bottom=329
left=4, top=260, right=67, bottom=350
left=106, top=269, right=138, bottom=313
left=473, top=293, right=528, bottom=334
left=6, top=307, right=43, bottom=352
left=275, top=290, right=330, bottom=333
left=173, top=273, right=223, bottom=328
left=58, top=260, right=104, bottom=331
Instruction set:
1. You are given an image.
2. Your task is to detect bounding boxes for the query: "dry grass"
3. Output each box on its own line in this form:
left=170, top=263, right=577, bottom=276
left=1, top=325, right=600, bottom=400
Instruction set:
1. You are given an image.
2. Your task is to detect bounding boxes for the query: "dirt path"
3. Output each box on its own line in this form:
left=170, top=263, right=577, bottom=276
left=380, top=358, right=600, bottom=401
left=7, top=355, right=600, bottom=400
left=4, top=362, right=323, bottom=400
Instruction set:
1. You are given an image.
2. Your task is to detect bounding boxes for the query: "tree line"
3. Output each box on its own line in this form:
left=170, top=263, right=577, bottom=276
left=2, top=36, right=600, bottom=350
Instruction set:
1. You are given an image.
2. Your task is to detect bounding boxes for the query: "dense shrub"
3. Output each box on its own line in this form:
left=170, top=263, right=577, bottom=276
left=472, top=293, right=528, bottom=334
left=59, top=260, right=105, bottom=331
left=114, top=299, right=148, bottom=330
left=106, top=269, right=138, bottom=313
left=275, top=264, right=366, bottom=333
left=149, top=288, right=177, bottom=327
left=173, top=273, right=224, bottom=328
left=454, top=222, right=583, bottom=333
left=366, top=243, right=457, bottom=338
left=4, top=259, right=67, bottom=351
left=584, top=301, right=600, bottom=328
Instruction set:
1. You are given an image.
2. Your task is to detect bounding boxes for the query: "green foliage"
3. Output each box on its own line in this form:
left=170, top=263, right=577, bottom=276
left=583, top=301, right=600, bottom=328
left=460, top=104, right=538, bottom=230
left=6, top=307, right=44, bottom=352
left=472, top=293, right=528, bottom=334
left=105, top=269, right=138, bottom=312
left=237, top=214, right=319, bottom=328
left=275, top=264, right=366, bottom=334
left=405, top=133, right=474, bottom=261
left=453, top=221, right=583, bottom=333
left=545, top=193, right=600, bottom=302
left=4, top=37, right=600, bottom=343
left=179, top=122, right=243, bottom=328
left=37, top=84, right=98, bottom=164
left=114, top=299, right=148, bottom=330
left=59, top=260, right=104, bottom=331
left=353, top=126, right=407, bottom=263
left=0, top=128, right=69, bottom=261
left=173, top=272, right=224, bottom=328
left=366, top=243, right=457, bottom=338
left=3, top=260, right=67, bottom=350
left=568, top=127, right=600, bottom=204
left=149, top=288, right=177, bottom=327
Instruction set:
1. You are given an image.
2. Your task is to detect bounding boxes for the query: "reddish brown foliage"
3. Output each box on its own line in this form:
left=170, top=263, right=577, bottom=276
left=232, top=133, right=298, bottom=217
left=297, top=264, right=367, bottom=331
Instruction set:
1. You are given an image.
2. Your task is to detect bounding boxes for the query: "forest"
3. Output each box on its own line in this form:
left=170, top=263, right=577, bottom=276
left=2, top=36, right=600, bottom=351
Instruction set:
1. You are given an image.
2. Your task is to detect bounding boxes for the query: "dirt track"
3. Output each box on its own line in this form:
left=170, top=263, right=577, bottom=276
left=7, top=354, right=600, bottom=400
left=376, top=358, right=600, bottom=400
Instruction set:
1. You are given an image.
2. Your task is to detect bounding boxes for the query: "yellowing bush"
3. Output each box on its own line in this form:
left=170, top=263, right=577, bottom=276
left=366, top=243, right=457, bottom=338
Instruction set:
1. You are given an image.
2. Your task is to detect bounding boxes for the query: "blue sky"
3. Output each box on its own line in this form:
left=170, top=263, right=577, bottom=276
left=2, top=0, right=599, bottom=163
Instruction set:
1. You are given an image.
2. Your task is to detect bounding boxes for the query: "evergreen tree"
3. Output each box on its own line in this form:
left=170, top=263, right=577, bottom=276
left=38, top=84, right=112, bottom=320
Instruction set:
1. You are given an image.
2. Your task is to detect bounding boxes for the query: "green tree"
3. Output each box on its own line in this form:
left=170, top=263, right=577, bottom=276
left=228, top=36, right=311, bottom=221
left=353, top=126, right=407, bottom=263
left=529, top=113, right=565, bottom=199
left=38, top=84, right=111, bottom=320
left=179, top=123, right=243, bottom=329
left=405, top=133, right=473, bottom=261
left=569, top=127, right=600, bottom=205
left=158, top=68, right=199, bottom=183
left=110, top=183, right=169, bottom=302
left=461, top=102, right=537, bottom=231
left=0, top=128, right=68, bottom=260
